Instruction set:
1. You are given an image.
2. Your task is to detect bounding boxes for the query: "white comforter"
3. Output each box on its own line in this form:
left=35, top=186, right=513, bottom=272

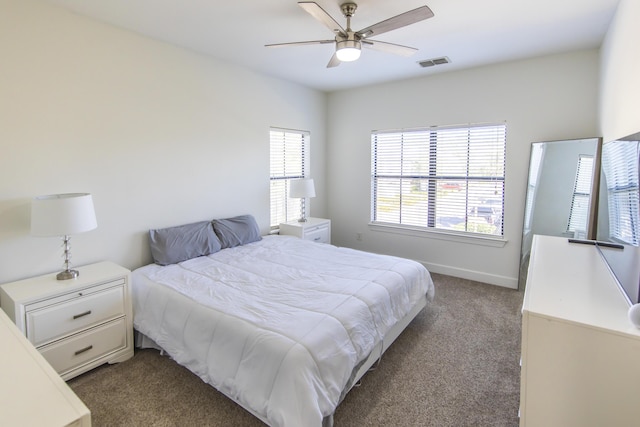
left=132, top=235, right=434, bottom=426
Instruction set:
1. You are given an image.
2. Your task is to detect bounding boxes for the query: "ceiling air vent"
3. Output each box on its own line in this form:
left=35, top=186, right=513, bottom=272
left=418, top=56, right=450, bottom=68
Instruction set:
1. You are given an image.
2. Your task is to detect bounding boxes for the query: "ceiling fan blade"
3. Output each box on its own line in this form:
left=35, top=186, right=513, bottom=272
left=356, top=6, right=434, bottom=38
left=265, top=40, right=335, bottom=48
left=298, top=2, right=345, bottom=35
left=326, top=52, right=341, bottom=68
left=361, top=39, right=418, bottom=57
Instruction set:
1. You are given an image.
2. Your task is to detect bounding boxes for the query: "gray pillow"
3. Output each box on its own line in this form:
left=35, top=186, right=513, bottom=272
left=149, top=221, right=221, bottom=265
left=212, top=214, right=262, bottom=249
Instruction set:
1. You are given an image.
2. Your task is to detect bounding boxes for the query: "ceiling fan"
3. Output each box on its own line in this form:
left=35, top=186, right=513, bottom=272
left=265, top=2, right=434, bottom=68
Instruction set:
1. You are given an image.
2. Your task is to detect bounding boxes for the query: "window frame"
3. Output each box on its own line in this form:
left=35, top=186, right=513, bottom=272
left=370, top=122, right=507, bottom=245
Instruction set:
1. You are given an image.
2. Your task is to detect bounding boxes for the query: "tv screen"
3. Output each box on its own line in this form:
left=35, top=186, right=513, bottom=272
left=596, top=131, right=640, bottom=305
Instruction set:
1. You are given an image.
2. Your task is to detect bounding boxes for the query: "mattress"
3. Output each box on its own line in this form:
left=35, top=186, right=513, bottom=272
left=132, top=235, right=434, bottom=426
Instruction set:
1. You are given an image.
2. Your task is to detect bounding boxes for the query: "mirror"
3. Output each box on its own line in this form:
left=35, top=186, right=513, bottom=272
left=519, top=137, right=602, bottom=289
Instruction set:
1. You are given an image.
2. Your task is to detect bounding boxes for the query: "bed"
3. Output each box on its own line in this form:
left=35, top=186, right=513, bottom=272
left=131, top=216, right=434, bottom=427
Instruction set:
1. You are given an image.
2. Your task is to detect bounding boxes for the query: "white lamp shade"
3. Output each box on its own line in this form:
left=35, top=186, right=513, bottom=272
left=336, top=40, right=361, bottom=62
left=31, top=193, right=97, bottom=237
left=336, top=47, right=361, bottom=62
left=289, top=178, right=316, bottom=199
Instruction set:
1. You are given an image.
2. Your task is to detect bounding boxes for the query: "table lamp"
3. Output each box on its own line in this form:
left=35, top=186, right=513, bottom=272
left=289, top=178, right=316, bottom=222
left=31, top=193, right=97, bottom=280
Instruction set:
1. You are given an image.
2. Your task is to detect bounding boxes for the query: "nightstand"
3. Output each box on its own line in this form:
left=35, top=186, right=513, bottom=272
left=279, top=217, right=331, bottom=244
left=0, top=261, right=134, bottom=380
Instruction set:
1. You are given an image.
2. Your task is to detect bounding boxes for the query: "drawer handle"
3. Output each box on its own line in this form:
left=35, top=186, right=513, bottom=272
left=73, top=310, right=92, bottom=320
left=314, top=237, right=321, bottom=241
left=74, top=345, right=93, bottom=356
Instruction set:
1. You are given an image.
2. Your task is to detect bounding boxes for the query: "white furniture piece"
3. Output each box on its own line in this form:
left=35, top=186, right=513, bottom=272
left=0, top=307, right=91, bottom=426
left=0, top=261, right=134, bottom=380
left=279, top=217, right=331, bottom=244
left=520, top=235, right=640, bottom=426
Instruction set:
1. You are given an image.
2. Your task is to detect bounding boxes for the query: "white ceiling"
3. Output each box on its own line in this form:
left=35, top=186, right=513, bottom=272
left=42, top=0, right=620, bottom=92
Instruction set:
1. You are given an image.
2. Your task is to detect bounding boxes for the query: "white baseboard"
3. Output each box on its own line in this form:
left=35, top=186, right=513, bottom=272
left=419, top=260, right=519, bottom=289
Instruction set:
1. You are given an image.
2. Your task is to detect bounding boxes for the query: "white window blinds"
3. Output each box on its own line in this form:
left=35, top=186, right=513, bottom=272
left=601, top=140, right=640, bottom=245
left=371, top=123, right=506, bottom=236
left=567, top=155, right=594, bottom=234
left=270, top=128, right=309, bottom=228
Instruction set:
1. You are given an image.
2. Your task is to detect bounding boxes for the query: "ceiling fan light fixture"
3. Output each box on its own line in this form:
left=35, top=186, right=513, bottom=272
left=336, top=40, right=361, bottom=62
left=267, top=2, right=435, bottom=68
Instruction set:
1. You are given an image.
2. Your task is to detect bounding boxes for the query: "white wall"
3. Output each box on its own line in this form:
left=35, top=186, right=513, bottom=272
left=0, top=0, right=327, bottom=282
left=326, top=51, right=600, bottom=288
left=599, top=0, right=640, bottom=140
left=2, top=0, right=636, bottom=289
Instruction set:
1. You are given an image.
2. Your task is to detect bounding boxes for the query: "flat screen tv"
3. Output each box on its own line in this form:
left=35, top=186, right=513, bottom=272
left=595, top=131, right=640, bottom=305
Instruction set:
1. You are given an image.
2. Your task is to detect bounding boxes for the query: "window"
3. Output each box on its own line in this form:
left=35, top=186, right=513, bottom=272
left=524, top=143, right=545, bottom=232
left=566, top=155, right=594, bottom=234
left=270, top=128, right=310, bottom=228
left=601, top=140, right=639, bottom=245
left=371, top=123, right=506, bottom=236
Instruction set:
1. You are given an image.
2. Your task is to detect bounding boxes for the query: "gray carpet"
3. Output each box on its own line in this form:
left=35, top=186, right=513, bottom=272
left=68, top=273, right=524, bottom=426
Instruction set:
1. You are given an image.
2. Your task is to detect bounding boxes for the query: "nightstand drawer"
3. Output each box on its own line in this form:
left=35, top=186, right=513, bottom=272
left=27, top=285, right=125, bottom=347
left=305, top=224, right=330, bottom=243
left=39, top=317, right=127, bottom=376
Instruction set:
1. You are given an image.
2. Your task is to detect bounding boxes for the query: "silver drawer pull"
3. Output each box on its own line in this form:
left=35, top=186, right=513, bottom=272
left=72, top=310, right=92, bottom=320
left=314, top=237, right=321, bottom=241
left=74, top=345, right=93, bottom=356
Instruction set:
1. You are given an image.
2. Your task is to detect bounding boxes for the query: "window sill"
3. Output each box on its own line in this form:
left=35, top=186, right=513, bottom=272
left=368, top=222, right=508, bottom=248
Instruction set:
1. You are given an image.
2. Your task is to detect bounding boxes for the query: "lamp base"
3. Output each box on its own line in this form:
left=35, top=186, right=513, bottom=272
left=298, top=217, right=308, bottom=223
left=57, top=269, right=79, bottom=280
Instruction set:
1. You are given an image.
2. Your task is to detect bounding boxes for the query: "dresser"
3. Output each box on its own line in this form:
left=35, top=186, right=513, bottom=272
left=279, top=217, right=331, bottom=244
left=0, top=261, right=134, bottom=381
left=0, top=307, right=91, bottom=426
left=520, top=235, right=640, bottom=426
